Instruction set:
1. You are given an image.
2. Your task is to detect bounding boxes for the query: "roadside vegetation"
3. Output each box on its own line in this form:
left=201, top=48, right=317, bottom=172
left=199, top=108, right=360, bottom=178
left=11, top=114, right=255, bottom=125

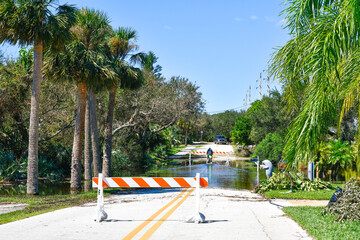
left=283, top=206, right=360, bottom=240
left=0, top=190, right=116, bottom=225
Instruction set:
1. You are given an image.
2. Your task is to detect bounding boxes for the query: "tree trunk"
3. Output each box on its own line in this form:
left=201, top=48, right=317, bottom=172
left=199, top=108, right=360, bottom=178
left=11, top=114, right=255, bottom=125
left=102, top=87, right=117, bottom=177
left=89, top=89, right=101, bottom=177
left=70, top=82, right=87, bottom=194
left=84, top=89, right=92, bottom=181
left=27, top=41, right=43, bottom=195
left=184, top=128, right=188, bottom=145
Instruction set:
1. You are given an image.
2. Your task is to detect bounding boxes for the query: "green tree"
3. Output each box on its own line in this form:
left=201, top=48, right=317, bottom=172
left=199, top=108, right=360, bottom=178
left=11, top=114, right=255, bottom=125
left=0, top=0, right=76, bottom=195
left=231, top=115, right=251, bottom=145
left=101, top=27, right=143, bottom=177
left=46, top=8, right=112, bottom=192
left=253, top=133, right=284, bottom=162
left=318, top=139, right=354, bottom=181
left=271, top=0, right=360, bottom=170
left=246, top=91, right=289, bottom=143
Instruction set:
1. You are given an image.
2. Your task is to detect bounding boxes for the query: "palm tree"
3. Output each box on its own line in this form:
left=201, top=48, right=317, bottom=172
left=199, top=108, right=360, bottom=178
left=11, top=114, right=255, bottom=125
left=46, top=8, right=112, bottom=193
left=102, top=27, right=143, bottom=177
left=0, top=0, right=76, bottom=195
left=271, top=0, right=360, bottom=170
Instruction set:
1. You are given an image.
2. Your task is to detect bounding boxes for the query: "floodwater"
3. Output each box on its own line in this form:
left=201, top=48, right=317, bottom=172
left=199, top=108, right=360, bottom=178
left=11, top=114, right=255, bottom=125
left=146, top=161, right=270, bottom=190
left=0, top=160, right=272, bottom=195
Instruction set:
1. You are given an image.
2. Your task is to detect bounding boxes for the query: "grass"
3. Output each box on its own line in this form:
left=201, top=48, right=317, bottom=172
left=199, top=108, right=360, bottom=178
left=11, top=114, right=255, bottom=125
left=263, top=183, right=345, bottom=200
left=0, top=189, right=116, bottom=225
left=264, top=189, right=335, bottom=200
left=283, top=206, right=360, bottom=240
left=166, top=145, right=187, bottom=156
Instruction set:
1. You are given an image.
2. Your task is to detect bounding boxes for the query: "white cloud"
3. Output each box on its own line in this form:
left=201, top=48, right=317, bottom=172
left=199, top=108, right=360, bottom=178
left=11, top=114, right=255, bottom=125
left=234, top=17, right=243, bottom=22
left=250, top=15, right=258, bottom=20
left=164, top=25, right=172, bottom=30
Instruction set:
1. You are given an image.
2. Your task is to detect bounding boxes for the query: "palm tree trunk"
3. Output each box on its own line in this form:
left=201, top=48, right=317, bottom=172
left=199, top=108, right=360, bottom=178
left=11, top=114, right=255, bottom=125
left=70, top=82, right=87, bottom=194
left=89, top=89, right=101, bottom=176
left=184, top=128, right=188, bottom=145
left=27, top=40, right=43, bottom=195
left=102, top=87, right=117, bottom=177
left=84, top=89, right=92, bottom=181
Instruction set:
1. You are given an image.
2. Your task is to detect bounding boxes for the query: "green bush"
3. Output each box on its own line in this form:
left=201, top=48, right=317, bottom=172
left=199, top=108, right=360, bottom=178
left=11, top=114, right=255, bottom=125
left=253, top=133, right=284, bottom=162
left=153, top=144, right=168, bottom=159
left=256, top=172, right=334, bottom=193
left=0, top=151, right=26, bottom=181
left=111, top=150, right=132, bottom=176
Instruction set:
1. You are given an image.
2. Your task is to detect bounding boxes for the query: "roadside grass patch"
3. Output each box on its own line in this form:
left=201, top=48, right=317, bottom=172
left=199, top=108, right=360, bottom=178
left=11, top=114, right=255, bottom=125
left=283, top=206, right=360, bottom=240
left=264, top=189, right=335, bottom=200
left=0, top=189, right=116, bottom=225
left=166, top=145, right=187, bottom=156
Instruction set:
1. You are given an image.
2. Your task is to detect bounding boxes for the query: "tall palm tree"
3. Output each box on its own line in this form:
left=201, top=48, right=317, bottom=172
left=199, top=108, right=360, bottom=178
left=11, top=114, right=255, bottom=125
left=0, top=0, right=76, bottom=195
left=102, top=27, right=143, bottom=177
left=46, top=8, right=112, bottom=193
left=271, top=0, right=360, bottom=170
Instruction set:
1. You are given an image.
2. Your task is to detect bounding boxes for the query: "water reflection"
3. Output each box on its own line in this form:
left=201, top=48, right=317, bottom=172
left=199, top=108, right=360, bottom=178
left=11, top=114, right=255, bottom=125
left=0, top=160, right=271, bottom=195
left=146, top=161, right=269, bottom=190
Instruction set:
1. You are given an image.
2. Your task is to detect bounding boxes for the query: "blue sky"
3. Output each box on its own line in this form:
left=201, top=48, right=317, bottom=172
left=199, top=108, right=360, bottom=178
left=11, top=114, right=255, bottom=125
left=1, top=0, right=290, bottom=114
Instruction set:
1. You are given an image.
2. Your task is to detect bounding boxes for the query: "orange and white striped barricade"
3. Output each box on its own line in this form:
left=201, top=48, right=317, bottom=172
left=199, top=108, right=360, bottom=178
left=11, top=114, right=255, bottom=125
left=189, top=151, right=206, bottom=165
left=92, top=173, right=208, bottom=223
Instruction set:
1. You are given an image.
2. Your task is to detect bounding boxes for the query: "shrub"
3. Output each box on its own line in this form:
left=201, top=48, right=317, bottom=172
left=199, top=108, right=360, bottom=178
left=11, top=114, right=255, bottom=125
left=0, top=151, right=26, bottom=181
left=323, top=178, right=360, bottom=222
left=111, top=150, right=132, bottom=176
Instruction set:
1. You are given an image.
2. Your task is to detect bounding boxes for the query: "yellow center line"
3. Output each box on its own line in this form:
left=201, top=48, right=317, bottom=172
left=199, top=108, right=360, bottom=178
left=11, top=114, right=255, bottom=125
left=122, top=188, right=189, bottom=240
left=139, top=188, right=195, bottom=240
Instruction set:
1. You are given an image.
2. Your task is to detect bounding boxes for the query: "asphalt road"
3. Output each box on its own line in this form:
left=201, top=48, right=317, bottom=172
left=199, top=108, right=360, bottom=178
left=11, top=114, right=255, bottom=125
left=0, top=188, right=312, bottom=240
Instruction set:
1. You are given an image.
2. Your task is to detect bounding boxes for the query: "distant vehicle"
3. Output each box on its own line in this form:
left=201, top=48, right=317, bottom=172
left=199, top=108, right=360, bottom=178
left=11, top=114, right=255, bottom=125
left=214, top=135, right=227, bottom=144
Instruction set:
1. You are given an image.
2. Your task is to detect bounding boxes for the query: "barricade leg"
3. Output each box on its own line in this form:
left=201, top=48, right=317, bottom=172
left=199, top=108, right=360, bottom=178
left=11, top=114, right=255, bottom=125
left=94, top=173, right=108, bottom=222
left=186, top=173, right=205, bottom=223
left=189, top=153, right=192, bottom=166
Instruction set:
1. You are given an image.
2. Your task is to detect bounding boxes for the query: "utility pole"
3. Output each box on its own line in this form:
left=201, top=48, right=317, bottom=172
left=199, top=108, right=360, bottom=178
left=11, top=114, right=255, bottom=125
left=267, top=64, right=270, bottom=97
left=245, top=94, right=247, bottom=111
left=249, top=86, right=251, bottom=104
left=259, top=73, right=262, bottom=99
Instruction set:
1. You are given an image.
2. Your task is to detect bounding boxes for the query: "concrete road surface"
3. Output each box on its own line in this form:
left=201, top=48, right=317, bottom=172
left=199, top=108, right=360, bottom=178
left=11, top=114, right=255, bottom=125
left=0, top=188, right=312, bottom=240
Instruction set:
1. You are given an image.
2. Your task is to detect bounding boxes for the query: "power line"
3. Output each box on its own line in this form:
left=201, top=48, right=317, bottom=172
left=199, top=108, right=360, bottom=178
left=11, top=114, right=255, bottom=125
left=207, top=105, right=246, bottom=114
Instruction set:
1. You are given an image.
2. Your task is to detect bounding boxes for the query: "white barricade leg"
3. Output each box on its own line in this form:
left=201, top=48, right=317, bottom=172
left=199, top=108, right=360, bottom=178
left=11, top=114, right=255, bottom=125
left=189, top=153, right=192, bottom=166
left=94, top=173, right=108, bottom=222
left=186, top=173, right=205, bottom=223
left=225, top=154, right=230, bottom=166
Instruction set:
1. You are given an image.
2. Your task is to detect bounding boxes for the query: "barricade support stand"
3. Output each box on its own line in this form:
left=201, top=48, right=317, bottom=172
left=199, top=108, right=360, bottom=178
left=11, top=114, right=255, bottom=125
left=189, top=152, right=192, bottom=166
left=186, top=173, right=205, bottom=223
left=94, top=173, right=108, bottom=222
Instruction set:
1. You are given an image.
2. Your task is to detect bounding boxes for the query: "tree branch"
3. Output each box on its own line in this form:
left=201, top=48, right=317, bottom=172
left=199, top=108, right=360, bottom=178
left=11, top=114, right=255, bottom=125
left=39, top=118, right=75, bottom=142
left=112, top=109, right=137, bottom=136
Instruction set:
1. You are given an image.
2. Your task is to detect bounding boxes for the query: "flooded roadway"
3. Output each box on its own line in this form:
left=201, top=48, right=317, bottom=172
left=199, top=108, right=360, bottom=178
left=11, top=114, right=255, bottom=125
left=146, top=162, right=269, bottom=190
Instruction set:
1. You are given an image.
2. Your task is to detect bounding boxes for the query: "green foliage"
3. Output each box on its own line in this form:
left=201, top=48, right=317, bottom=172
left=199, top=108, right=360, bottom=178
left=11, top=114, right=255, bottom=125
left=152, top=144, right=168, bottom=159
left=111, top=150, right=132, bottom=175
left=317, top=138, right=355, bottom=180
left=0, top=151, right=26, bottom=181
left=271, top=0, right=360, bottom=169
left=37, top=157, right=64, bottom=182
left=284, top=206, right=360, bottom=240
left=256, top=172, right=334, bottom=193
left=253, top=133, right=284, bottom=161
left=323, top=178, right=360, bottom=222
left=231, top=115, right=251, bottom=145
left=246, top=91, right=289, bottom=143
left=198, top=111, right=242, bottom=142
